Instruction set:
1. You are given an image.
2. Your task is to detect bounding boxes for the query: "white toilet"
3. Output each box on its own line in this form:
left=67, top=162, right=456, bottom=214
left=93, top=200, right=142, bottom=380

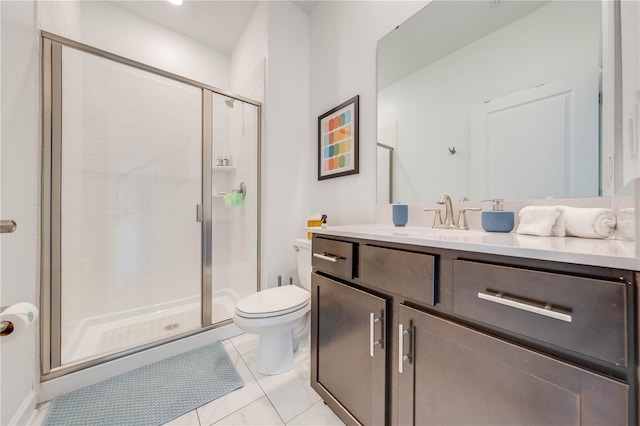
left=233, top=238, right=312, bottom=375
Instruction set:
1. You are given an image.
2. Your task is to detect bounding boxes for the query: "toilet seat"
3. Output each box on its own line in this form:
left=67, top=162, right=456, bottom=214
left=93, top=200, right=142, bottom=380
left=235, top=286, right=310, bottom=319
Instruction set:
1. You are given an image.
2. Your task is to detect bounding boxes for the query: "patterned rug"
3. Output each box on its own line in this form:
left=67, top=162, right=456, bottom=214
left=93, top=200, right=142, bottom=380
left=44, top=342, right=243, bottom=426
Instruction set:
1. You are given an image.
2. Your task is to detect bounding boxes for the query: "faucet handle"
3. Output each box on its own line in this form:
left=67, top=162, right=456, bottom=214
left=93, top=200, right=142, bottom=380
left=457, top=208, right=481, bottom=230
left=423, top=208, right=443, bottom=228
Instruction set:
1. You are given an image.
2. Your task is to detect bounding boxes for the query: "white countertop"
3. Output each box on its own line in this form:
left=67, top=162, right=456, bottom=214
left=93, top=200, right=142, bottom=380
left=310, top=225, right=639, bottom=271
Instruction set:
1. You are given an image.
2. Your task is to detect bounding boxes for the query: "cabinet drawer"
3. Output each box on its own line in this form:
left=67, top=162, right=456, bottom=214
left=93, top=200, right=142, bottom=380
left=359, top=245, right=436, bottom=306
left=312, top=237, right=354, bottom=279
left=453, top=259, right=627, bottom=366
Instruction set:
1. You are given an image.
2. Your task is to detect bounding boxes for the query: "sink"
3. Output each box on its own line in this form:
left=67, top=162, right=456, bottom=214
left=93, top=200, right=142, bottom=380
left=379, top=226, right=488, bottom=238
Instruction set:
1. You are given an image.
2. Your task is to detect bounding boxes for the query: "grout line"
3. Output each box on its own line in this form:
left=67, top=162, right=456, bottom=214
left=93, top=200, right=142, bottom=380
left=237, top=348, right=287, bottom=425
left=229, top=335, right=241, bottom=354
left=195, top=407, right=203, bottom=426
left=285, top=402, right=315, bottom=426
left=267, top=396, right=287, bottom=426
left=202, top=339, right=269, bottom=425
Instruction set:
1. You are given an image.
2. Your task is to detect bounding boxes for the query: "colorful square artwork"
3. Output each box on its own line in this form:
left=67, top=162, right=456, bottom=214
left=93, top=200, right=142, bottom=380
left=317, top=95, right=359, bottom=180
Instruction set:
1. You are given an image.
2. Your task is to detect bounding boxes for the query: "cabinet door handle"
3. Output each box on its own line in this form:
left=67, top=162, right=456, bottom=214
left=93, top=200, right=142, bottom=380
left=369, top=312, right=382, bottom=357
left=398, top=323, right=411, bottom=373
left=478, top=292, right=572, bottom=323
left=313, top=253, right=340, bottom=263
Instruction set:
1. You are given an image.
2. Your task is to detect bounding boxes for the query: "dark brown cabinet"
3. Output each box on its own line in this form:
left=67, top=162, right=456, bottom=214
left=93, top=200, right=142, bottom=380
left=310, top=235, right=636, bottom=426
left=397, top=304, right=628, bottom=425
left=311, top=273, right=387, bottom=426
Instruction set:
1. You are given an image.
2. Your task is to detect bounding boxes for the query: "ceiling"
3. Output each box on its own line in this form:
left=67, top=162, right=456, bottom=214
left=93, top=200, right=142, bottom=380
left=111, top=1, right=318, bottom=54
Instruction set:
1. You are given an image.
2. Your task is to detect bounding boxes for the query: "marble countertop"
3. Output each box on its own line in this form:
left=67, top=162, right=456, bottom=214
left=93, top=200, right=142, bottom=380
left=310, top=225, right=639, bottom=271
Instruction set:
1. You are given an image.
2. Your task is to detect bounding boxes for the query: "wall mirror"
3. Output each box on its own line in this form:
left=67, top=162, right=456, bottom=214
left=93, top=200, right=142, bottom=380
left=377, top=0, right=619, bottom=204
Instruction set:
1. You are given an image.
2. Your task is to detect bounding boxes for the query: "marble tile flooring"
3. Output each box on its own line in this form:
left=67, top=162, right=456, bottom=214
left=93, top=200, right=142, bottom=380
left=33, top=333, right=345, bottom=426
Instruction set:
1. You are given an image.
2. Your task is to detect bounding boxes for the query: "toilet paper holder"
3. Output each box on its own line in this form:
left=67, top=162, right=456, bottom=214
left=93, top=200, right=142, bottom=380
left=0, top=305, right=11, bottom=335
left=1, top=320, right=14, bottom=335
left=0, top=303, right=39, bottom=338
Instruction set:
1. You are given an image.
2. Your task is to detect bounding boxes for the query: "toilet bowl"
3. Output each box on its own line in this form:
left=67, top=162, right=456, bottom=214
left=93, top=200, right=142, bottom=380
left=233, top=238, right=312, bottom=375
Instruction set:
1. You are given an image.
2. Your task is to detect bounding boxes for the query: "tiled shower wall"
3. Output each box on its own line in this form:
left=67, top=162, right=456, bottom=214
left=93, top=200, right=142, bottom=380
left=60, top=47, right=202, bottom=325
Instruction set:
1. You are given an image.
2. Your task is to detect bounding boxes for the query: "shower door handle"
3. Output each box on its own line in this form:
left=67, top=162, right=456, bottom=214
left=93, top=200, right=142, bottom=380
left=0, top=220, right=17, bottom=234
left=196, top=205, right=203, bottom=223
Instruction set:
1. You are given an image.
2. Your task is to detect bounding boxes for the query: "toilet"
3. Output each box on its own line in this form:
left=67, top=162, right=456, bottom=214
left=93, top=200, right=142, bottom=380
left=233, top=238, right=312, bottom=375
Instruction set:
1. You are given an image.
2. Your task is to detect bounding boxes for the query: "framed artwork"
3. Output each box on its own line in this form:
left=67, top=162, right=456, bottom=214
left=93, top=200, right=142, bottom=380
left=318, top=95, right=359, bottom=180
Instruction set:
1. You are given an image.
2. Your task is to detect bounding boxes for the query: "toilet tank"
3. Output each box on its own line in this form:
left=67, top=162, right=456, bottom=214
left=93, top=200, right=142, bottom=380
left=294, top=238, right=312, bottom=291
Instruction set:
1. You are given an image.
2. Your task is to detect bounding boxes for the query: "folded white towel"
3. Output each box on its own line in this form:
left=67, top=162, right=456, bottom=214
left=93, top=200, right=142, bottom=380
left=562, top=206, right=616, bottom=239
left=516, top=206, right=562, bottom=237
left=616, top=208, right=635, bottom=240
left=550, top=207, right=566, bottom=237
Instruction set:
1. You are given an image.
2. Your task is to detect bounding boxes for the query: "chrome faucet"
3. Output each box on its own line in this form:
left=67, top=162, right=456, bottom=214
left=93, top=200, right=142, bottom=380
left=423, top=194, right=481, bottom=230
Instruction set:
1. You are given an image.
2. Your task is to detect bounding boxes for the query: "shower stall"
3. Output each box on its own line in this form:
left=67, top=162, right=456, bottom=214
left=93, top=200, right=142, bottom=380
left=41, top=32, right=260, bottom=377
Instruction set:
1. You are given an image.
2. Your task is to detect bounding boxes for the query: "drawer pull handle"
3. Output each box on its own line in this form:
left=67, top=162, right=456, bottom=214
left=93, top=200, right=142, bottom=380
left=313, top=253, right=340, bottom=263
left=478, top=292, right=572, bottom=323
left=398, top=324, right=412, bottom=373
left=369, top=313, right=383, bottom=357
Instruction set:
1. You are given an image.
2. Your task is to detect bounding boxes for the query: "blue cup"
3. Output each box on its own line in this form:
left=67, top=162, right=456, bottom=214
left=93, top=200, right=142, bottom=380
left=392, top=204, right=408, bottom=227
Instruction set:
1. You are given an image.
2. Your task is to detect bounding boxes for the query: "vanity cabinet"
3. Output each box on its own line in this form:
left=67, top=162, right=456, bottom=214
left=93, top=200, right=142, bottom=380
left=310, top=234, right=637, bottom=426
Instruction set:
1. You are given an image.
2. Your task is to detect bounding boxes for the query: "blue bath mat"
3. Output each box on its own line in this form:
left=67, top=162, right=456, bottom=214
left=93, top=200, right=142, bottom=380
left=43, top=341, right=243, bottom=426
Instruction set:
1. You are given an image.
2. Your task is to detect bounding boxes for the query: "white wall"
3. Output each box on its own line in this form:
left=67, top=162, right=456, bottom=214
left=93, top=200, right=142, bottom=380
left=231, top=2, right=267, bottom=100
left=308, top=1, right=428, bottom=225
left=80, top=1, right=230, bottom=90
left=262, top=1, right=309, bottom=287
left=0, top=3, right=40, bottom=423
left=1, top=1, right=82, bottom=423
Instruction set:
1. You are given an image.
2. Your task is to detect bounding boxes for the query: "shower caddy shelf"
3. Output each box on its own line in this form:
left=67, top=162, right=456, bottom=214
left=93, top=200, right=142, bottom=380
left=213, top=182, right=246, bottom=199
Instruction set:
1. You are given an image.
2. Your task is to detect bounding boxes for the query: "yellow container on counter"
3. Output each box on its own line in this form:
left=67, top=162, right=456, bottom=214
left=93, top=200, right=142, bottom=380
left=307, top=220, right=323, bottom=239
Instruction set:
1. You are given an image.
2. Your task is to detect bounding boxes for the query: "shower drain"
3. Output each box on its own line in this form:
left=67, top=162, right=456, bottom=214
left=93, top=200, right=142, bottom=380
left=164, top=323, right=180, bottom=331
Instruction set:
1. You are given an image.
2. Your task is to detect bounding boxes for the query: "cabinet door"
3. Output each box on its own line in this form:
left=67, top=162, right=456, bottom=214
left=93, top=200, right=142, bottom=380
left=397, top=304, right=628, bottom=426
left=312, top=274, right=387, bottom=425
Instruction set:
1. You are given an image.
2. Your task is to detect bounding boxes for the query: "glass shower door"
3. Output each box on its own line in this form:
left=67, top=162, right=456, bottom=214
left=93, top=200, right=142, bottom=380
left=209, top=94, right=260, bottom=324
left=57, top=46, right=203, bottom=365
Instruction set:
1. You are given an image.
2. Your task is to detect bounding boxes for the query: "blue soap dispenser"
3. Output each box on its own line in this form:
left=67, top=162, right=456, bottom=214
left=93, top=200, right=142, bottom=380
left=481, top=199, right=514, bottom=233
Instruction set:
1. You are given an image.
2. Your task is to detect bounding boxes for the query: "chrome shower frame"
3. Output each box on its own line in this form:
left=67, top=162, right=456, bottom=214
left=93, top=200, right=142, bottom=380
left=40, top=31, right=262, bottom=380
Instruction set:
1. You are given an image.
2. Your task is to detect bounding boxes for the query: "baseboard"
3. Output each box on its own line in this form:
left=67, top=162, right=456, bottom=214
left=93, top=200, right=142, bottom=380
left=10, top=390, right=37, bottom=426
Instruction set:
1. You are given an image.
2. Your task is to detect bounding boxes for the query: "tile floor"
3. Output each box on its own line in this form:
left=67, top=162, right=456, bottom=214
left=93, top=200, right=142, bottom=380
left=32, top=333, right=345, bottom=426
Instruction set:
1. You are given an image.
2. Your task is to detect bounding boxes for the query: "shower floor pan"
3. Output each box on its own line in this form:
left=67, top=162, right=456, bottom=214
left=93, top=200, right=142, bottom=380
left=61, top=290, right=237, bottom=365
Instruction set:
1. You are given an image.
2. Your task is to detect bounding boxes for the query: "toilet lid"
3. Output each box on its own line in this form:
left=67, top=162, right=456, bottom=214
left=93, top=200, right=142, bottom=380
left=236, top=286, right=310, bottom=318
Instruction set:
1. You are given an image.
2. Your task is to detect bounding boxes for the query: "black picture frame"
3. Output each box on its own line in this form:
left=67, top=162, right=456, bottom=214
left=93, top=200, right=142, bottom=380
left=317, top=95, right=359, bottom=180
